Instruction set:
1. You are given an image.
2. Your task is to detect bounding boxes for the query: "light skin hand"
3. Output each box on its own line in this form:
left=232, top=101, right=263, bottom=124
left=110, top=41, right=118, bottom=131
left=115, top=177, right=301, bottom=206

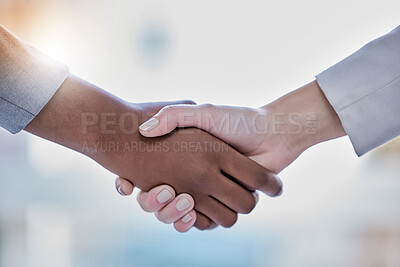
left=120, top=80, right=346, bottom=230
left=115, top=177, right=246, bottom=231
left=115, top=180, right=197, bottom=232
left=136, top=80, right=346, bottom=173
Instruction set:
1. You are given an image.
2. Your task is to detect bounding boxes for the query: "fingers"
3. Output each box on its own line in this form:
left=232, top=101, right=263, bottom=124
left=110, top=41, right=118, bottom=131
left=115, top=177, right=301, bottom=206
left=155, top=194, right=195, bottom=224
left=138, top=100, right=196, bottom=124
left=136, top=185, right=197, bottom=232
left=209, top=173, right=257, bottom=214
left=194, top=211, right=214, bottom=230
left=196, top=197, right=238, bottom=228
left=137, top=185, right=176, bottom=212
left=173, top=210, right=197, bottom=233
left=115, top=177, right=135, bottom=196
left=220, top=148, right=283, bottom=197
left=139, top=104, right=215, bottom=137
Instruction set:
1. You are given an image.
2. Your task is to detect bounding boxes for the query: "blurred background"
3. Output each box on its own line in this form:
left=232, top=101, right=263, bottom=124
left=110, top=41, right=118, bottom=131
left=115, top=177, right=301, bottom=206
left=0, top=0, right=400, bottom=266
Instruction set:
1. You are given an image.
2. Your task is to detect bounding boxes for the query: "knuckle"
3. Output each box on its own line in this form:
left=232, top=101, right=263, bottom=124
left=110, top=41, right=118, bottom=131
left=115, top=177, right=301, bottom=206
left=155, top=211, right=173, bottom=224
left=137, top=192, right=160, bottom=213
left=160, top=105, right=177, bottom=115
left=136, top=193, right=149, bottom=211
left=200, top=103, right=215, bottom=112
left=161, top=104, right=190, bottom=119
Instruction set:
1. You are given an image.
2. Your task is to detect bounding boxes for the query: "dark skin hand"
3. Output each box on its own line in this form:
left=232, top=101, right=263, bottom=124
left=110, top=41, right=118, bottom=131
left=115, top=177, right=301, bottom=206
left=25, top=74, right=282, bottom=229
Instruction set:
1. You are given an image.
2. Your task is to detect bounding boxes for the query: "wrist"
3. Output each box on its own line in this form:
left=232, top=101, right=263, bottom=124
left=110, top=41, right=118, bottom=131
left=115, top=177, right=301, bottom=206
left=261, top=80, right=346, bottom=154
left=25, top=74, right=140, bottom=159
left=82, top=102, right=142, bottom=158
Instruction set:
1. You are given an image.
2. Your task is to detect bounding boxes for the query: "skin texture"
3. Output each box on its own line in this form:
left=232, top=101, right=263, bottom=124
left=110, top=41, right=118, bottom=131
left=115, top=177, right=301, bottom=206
left=119, top=80, right=346, bottom=231
left=114, top=180, right=199, bottom=232
left=25, top=74, right=282, bottom=230
left=138, top=80, right=346, bottom=173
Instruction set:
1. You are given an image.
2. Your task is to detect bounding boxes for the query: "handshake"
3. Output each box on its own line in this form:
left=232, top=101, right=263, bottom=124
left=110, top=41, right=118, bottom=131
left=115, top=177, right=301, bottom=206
left=25, top=75, right=345, bottom=232
left=2, top=24, right=397, bottom=233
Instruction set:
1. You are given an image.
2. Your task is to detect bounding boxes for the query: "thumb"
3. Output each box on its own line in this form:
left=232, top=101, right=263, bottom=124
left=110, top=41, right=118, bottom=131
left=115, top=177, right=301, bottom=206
left=139, top=104, right=204, bottom=137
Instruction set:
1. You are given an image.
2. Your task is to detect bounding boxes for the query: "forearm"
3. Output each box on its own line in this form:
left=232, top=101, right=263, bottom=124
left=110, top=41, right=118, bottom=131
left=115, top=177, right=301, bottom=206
left=261, top=80, right=346, bottom=153
left=24, top=74, right=135, bottom=158
left=23, top=74, right=195, bottom=172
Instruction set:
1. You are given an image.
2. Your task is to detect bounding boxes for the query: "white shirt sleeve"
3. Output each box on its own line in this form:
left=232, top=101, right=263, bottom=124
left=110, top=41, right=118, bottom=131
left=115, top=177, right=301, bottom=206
left=316, top=26, right=400, bottom=156
left=0, top=25, right=69, bottom=134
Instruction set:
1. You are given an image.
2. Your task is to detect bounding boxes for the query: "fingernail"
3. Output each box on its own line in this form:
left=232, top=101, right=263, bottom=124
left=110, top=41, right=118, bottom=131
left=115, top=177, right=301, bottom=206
left=252, top=191, right=259, bottom=204
left=117, top=186, right=125, bottom=196
left=182, top=213, right=193, bottom=223
left=139, top=117, right=159, bottom=132
left=176, top=197, right=191, bottom=211
left=156, top=189, right=173, bottom=204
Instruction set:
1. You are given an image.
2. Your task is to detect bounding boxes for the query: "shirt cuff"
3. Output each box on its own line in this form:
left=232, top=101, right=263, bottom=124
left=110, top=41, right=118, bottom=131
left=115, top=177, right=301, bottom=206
left=316, top=26, right=400, bottom=156
left=0, top=26, right=69, bottom=134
